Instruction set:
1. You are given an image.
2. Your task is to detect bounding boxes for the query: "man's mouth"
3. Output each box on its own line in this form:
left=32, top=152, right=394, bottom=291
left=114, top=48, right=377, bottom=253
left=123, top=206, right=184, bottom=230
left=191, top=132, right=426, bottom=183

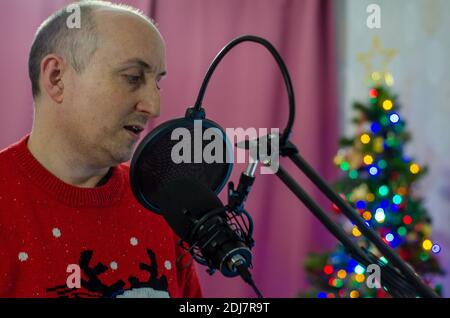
left=123, top=125, right=144, bottom=136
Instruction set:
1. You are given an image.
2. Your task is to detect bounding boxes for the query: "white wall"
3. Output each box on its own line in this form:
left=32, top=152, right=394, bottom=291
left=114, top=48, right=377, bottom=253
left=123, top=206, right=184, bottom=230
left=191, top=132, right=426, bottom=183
left=336, top=0, right=450, bottom=296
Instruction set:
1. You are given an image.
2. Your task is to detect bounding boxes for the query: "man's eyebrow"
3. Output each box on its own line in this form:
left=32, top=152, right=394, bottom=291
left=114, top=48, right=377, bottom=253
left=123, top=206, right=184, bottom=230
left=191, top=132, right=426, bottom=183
left=116, top=58, right=167, bottom=76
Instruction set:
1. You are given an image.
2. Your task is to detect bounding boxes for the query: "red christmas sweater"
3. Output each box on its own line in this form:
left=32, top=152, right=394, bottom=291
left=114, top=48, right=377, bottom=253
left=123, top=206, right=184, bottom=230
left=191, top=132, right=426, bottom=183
left=0, top=135, right=202, bottom=298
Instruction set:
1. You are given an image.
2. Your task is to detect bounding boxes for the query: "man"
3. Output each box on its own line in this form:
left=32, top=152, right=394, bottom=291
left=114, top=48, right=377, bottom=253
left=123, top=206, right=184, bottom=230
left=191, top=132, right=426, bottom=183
left=0, top=0, right=202, bottom=298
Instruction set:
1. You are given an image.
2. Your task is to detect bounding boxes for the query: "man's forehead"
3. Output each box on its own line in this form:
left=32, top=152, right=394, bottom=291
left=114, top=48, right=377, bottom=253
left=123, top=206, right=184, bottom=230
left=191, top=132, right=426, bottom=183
left=94, top=9, right=163, bottom=47
left=92, top=10, right=166, bottom=73
left=93, top=9, right=159, bottom=35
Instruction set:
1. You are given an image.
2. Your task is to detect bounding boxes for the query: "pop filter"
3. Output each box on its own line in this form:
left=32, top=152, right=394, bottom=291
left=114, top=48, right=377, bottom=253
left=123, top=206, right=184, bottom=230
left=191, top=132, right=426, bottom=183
left=130, top=109, right=233, bottom=214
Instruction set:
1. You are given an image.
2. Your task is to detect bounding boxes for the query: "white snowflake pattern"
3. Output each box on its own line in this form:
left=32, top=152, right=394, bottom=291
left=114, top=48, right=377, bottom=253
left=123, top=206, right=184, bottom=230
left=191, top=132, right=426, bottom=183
left=130, top=237, right=138, bottom=246
left=164, top=260, right=172, bottom=270
left=52, top=228, right=61, bottom=238
left=18, top=252, right=28, bottom=262
left=110, top=261, right=118, bottom=270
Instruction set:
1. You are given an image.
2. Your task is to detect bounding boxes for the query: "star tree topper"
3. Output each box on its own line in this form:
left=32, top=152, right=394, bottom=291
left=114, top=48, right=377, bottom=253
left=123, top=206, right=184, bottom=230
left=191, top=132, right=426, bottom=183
left=357, top=36, right=397, bottom=86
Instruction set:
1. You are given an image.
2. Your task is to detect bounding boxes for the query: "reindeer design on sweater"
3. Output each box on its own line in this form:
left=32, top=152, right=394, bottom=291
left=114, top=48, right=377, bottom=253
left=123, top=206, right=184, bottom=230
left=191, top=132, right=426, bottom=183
left=46, top=248, right=170, bottom=298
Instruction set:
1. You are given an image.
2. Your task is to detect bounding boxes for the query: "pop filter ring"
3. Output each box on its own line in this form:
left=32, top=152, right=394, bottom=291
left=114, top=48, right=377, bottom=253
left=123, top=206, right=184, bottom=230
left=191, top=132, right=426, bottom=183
left=130, top=116, right=233, bottom=213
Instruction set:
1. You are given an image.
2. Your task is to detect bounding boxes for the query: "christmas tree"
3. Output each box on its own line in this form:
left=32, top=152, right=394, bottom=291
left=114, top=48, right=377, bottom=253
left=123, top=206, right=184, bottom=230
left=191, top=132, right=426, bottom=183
left=302, top=37, right=443, bottom=298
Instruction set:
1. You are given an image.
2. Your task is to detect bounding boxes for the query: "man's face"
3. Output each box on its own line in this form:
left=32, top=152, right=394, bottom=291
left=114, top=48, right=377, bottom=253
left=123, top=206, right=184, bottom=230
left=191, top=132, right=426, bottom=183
left=61, top=10, right=166, bottom=167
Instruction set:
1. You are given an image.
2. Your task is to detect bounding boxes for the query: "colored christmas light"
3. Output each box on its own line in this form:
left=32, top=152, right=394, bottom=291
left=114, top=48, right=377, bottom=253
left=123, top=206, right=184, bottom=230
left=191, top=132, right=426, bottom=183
left=372, top=72, right=381, bottom=81
left=378, top=186, right=389, bottom=196
left=397, top=226, right=407, bottom=236
left=352, top=226, right=362, bottom=237
left=360, top=134, right=371, bottom=144
left=382, top=100, right=393, bottom=110
left=432, top=244, right=441, bottom=254
left=340, top=161, right=350, bottom=171
left=356, top=201, right=366, bottom=209
left=324, top=265, right=333, bottom=275
left=318, top=292, right=327, bottom=298
left=335, top=279, right=344, bottom=288
left=378, top=159, right=387, bottom=169
left=355, top=274, right=365, bottom=283
left=390, top=204, right=399, bottom=212
left=419, top=252, right=429, bottom=261
left=334, top=155, right=343, bottom=165
left=371, top=122, right=381, bottom=134
left=385, top=233, right=394, bottom=242
left=422, top=240, right=432, bottom=251
left=362, top=211, right=372, bottom=220
left=329, top=278, right=344, bottom=288
left=363, top=155, right=373, bottom=165
left=337, top=270, right=347, bottom=279
left=348, top=259, right=358, bottom=270
left=366, top=193, right=375, bottom=202
left=375, top=209, right=386, bottom=223
left=397, top=186, right=408, bottom=195
left=369, top=88, right=378, bottom=98
left=389, top=113, right=400, bottom=124
left=385, top=73, right=395, bottom=86
left=403, top=215, right=412, bottom=225
left=392, top=194, right=402, bottom=205
left=354, top=265, right=365, bottom=274
left=350, top=290, right=360, bottom=298
left=410, top=163, right=420, bottom=174
left=369, top=166, right=379, bottom=176
left=349, top=170, right=359, bottom=179
left=374, top=137, right=384, bottom=153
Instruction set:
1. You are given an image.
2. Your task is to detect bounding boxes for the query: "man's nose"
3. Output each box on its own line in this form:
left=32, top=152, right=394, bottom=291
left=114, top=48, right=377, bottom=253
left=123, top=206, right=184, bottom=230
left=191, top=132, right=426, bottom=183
left=135, top=83, right=160, bottom=117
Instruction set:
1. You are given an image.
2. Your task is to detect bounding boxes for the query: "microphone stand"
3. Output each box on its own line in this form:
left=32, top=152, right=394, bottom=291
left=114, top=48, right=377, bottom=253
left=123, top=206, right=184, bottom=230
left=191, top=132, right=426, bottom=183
left=272, top=137, right=439, bottom=298
left=190, top=35, right=439, bottom=298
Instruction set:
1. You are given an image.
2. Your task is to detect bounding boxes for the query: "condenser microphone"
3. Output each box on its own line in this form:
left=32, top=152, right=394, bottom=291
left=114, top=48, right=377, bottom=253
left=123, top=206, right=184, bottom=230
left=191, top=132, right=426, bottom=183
left=156, top=177, right=253, bottom=278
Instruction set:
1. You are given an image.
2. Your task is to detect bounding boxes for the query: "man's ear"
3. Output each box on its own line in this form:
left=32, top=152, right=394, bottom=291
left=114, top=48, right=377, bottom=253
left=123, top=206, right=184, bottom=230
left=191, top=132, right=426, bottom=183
left=40, top=54, right=66, bottom=103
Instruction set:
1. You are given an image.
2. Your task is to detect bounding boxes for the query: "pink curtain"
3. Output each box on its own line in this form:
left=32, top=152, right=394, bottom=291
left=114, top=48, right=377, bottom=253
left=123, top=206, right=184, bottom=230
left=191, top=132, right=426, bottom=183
left=0, top=0, right=338, bottom=297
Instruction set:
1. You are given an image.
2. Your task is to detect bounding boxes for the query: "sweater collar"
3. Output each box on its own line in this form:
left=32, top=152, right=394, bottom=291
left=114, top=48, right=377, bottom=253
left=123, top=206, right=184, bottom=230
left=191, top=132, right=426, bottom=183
left=11, top=134, right=126, bottom=208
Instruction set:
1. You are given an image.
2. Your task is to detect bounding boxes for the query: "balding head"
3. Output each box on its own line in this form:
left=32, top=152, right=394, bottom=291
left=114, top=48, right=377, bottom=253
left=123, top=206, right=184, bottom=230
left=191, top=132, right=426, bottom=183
left=28, top=0, right=166, bottom=167
left=28, top=0, right=160, bottom=99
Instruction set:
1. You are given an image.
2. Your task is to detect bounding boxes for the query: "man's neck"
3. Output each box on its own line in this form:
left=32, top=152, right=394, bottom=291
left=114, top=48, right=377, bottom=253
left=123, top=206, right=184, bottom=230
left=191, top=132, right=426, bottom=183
left=27, top=129, right=111, bottom=188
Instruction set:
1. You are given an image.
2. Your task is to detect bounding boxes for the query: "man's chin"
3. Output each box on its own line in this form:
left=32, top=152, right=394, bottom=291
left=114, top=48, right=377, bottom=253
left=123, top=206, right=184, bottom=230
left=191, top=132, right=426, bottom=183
left=110, top=147, right=135, bottom=165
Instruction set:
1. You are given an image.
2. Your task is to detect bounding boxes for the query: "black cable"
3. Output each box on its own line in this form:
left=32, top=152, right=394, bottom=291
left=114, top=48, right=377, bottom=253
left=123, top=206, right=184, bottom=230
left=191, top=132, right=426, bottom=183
left=236, top=264, right=264, bottom=298
left=193, top=35, right=296, bottom=147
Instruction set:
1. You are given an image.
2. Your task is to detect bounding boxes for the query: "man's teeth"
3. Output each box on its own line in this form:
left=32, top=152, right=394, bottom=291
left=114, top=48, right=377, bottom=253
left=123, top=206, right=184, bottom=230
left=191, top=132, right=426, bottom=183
left=124, top=125, right=142, bottom=134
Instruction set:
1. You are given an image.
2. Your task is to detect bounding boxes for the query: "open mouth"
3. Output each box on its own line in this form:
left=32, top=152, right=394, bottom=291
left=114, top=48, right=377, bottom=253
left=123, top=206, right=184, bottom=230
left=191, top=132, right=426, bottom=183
left=124, top=125, right=144, bottom=136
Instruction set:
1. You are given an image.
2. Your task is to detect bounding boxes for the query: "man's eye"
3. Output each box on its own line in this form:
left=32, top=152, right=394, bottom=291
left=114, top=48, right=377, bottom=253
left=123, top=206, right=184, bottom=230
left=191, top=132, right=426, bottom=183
left=125, top=75, right=143, bottom=85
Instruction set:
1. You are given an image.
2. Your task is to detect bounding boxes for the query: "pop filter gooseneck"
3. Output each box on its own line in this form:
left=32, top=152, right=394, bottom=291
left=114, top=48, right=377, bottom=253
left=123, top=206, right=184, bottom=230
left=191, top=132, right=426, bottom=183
left=191, top=35, right=296, bottom=148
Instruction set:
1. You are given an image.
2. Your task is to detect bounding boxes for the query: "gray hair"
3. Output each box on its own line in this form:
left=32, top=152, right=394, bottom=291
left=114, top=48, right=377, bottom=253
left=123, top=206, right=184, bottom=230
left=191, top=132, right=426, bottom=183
left=28, top=0, right=156, bottom=99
